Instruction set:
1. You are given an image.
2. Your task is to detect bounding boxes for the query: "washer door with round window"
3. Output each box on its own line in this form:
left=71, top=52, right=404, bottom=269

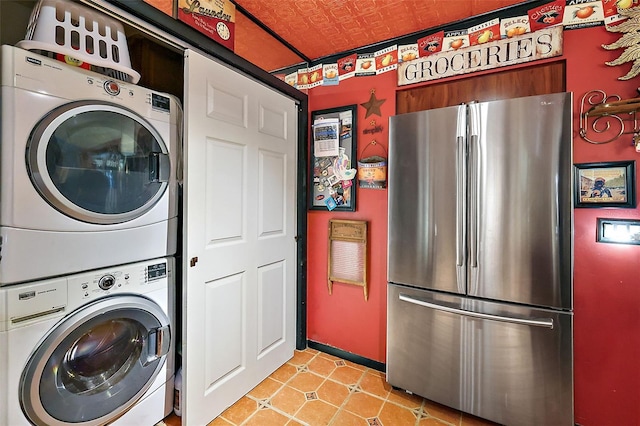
left=19, top=295, right=171, bottom=426
left=26, top=100, right=171, bottom=225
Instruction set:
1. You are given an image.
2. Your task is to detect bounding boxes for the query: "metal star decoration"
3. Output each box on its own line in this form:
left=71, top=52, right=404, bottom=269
left=360, top=89, right=386, bottom=118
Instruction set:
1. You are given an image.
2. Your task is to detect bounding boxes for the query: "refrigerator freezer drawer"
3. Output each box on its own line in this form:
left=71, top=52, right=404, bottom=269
left=387, top=283, right=573, bottom=426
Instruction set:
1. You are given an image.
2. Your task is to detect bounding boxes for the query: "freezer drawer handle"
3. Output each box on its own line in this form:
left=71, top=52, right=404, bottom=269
left=398, top=294, right=554, bottom=329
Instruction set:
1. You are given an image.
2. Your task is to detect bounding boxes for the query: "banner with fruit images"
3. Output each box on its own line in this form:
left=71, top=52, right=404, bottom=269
left=564, top=0, right=605, bottom=28
left=469, top=18, right=501, bottom=46
left=529, top=0, right=566, bottom=31
left=501, top=16, right=531, bottom=38
left=356, top=53, right=376, bottom=76
left=375, top=45, right=398, bottom=74
left=307, top=64, right=324, bottom=88
left=338, top=54, right=357, bottom=81
left=398, top=44, right=418, bottom=63
left=277, top=0, right=638, bottom=89
left=417, top=32, right=444, bottom=57
left=297, top=68, right=309, bottom=90
left=323, top=64, right=339, bottom=86
left=603, top=0, right=635, bottom=24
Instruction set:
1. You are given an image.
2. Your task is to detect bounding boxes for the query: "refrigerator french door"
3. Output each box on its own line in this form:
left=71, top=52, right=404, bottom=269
left=387, top=92, right=573, bottom=426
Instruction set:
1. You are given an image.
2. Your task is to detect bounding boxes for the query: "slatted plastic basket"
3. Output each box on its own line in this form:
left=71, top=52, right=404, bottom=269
left=16, top=0, right=140, bottom=83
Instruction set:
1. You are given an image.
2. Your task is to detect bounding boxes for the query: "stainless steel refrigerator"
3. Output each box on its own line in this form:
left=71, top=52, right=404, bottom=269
left=387, top=92, right=573, bottom=426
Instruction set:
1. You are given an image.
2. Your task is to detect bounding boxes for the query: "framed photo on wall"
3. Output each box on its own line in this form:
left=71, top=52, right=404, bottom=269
left=310, top=105, right=358, bottom=211
left=574, top=160, right=636, bottom=208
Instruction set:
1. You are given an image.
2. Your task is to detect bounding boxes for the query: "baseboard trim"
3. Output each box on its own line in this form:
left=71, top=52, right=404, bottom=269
left=306, top=340, right=386, bottom=373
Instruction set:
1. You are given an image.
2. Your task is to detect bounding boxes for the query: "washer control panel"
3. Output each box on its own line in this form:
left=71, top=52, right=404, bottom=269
left=2, top=258, right=173, bottom=327
left=66, top=258, right=172, bottom=304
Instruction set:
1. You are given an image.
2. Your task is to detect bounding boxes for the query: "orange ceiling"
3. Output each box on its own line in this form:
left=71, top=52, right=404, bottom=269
left=233, top=0, right=531, bottom=71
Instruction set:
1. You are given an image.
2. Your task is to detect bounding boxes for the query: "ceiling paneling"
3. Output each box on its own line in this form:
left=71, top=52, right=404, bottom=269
left=234, top=12, right=306, bottom=72
left=233, top=0, right=530, bottom=70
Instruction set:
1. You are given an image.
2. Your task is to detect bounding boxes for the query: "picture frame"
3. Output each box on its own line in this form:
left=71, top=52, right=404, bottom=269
left=574, top=160, right=636, bottom=208
left=310, top=105, right=358, bottom=211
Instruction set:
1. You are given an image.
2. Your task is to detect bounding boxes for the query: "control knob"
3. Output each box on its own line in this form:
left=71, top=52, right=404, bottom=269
left=98, top=274, right=116, bottom=290
left=103, top=80, right=120, bottom=96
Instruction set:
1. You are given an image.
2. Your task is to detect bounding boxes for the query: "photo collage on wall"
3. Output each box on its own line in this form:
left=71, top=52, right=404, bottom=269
left=311, top=106, right=358, bottom=211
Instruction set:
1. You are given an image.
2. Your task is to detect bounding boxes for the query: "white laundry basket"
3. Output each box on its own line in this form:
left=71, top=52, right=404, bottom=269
left=16, top=0, right=140, bottom=83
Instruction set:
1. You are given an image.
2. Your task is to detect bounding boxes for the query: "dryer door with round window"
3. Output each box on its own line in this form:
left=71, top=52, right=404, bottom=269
left=19, top=295, right=171, bottom=426
left=26, top=100, right=171, bottom=224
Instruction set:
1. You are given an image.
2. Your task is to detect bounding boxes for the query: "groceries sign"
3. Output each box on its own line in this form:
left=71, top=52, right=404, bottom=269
left=397, top=26, right=563, bottom=86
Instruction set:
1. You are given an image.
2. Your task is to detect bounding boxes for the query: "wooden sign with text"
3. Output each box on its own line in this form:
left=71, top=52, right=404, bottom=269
left=397, top=26, right=563, bottom=86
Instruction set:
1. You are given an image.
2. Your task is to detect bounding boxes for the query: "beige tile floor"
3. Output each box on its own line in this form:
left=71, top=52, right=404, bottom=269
left=162, top=348, right=498, bottom=426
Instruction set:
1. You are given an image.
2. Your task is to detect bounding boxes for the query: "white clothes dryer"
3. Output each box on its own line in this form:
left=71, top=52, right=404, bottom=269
left=0, top=45, right=180, bottom=285
left=0, top=256, right=175, bottom=426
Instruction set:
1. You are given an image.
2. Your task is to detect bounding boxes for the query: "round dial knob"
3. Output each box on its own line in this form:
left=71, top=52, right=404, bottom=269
left=98, top=274, right=116, bottom=290
left=103, top=80, right=120, bottom=96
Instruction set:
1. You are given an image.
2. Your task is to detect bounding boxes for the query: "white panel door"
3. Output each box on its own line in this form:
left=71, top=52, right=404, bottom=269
left=183, top=49, right=297, bottom=425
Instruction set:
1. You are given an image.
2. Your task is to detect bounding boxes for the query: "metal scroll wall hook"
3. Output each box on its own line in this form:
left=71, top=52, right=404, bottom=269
left=579, top=90, right=640, bottom=152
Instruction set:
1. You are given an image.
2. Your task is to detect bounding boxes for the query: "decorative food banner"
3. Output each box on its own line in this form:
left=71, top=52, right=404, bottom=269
left=442, top=29, right=470, bottom=52
left=375, top=45, right=398, bottom=74
left=417, top=31, right=444, bottom=57
left=398, top=44, right=419, bottom=63
left=337, top=54, right=357, bottom=81
left=356, top=53, right=376, bottom=77
left=275, top=0, right=639, bottom=89
left=468, top=18, right=501, bottom=46
left=563, top=0, right=605, bottom=29
left=500, top=15, right=531, bottom=38
left=528, top=0, right=566, bottom=31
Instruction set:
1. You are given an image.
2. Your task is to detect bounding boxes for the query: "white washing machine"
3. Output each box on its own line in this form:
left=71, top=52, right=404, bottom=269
left=0, top=44, right=180, bottom=285
left=0, top=256, right=175, bottom=426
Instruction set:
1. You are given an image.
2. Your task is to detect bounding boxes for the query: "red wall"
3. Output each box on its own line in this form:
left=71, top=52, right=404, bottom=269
left=307, top=70, right=396, bottom=363
left=307, top=26, right=640, bottom=426
left=565, top=27, right=640, bottom=426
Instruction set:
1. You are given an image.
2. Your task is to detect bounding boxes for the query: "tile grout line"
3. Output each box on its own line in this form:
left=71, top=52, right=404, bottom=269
left=219, top=348, right=457, bottom=426
left=326, top=359, right=367, bottom=426
left=204, top=348, right=495, bottom=426
left=287, top=350, right=322, bottom=426
left=238, top=352, right=316, bottom=426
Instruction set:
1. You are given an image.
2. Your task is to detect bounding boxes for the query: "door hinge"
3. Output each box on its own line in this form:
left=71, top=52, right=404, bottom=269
left=190, top=256, right=198, bottom=267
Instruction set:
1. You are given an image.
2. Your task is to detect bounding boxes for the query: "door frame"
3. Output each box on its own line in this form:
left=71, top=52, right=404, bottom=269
left=94, top=0, right=309, bottom=349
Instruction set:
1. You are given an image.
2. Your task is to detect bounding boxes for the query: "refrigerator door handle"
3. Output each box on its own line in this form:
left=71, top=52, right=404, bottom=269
left=398, top=294, right=555, bottom=329
left=467, top=103, right=481, bottom=271
left=455, top=105, right=467, bottom=293
left=456, top=135, right=466, bottom=267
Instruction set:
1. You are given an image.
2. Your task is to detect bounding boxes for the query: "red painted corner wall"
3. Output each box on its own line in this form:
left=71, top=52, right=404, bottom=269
left=565, top=27, right=640, bottom=426
left=307, top=26, right=640, bottom=426
left=307, top=70, right=396, bottom=363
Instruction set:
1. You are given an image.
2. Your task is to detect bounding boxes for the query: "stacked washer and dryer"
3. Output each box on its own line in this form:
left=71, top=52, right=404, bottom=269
left=0, top=16, right=181, bottom=426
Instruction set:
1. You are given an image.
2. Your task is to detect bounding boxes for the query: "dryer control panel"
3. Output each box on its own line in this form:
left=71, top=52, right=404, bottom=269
left=3, top=45, right=175, bottom=122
